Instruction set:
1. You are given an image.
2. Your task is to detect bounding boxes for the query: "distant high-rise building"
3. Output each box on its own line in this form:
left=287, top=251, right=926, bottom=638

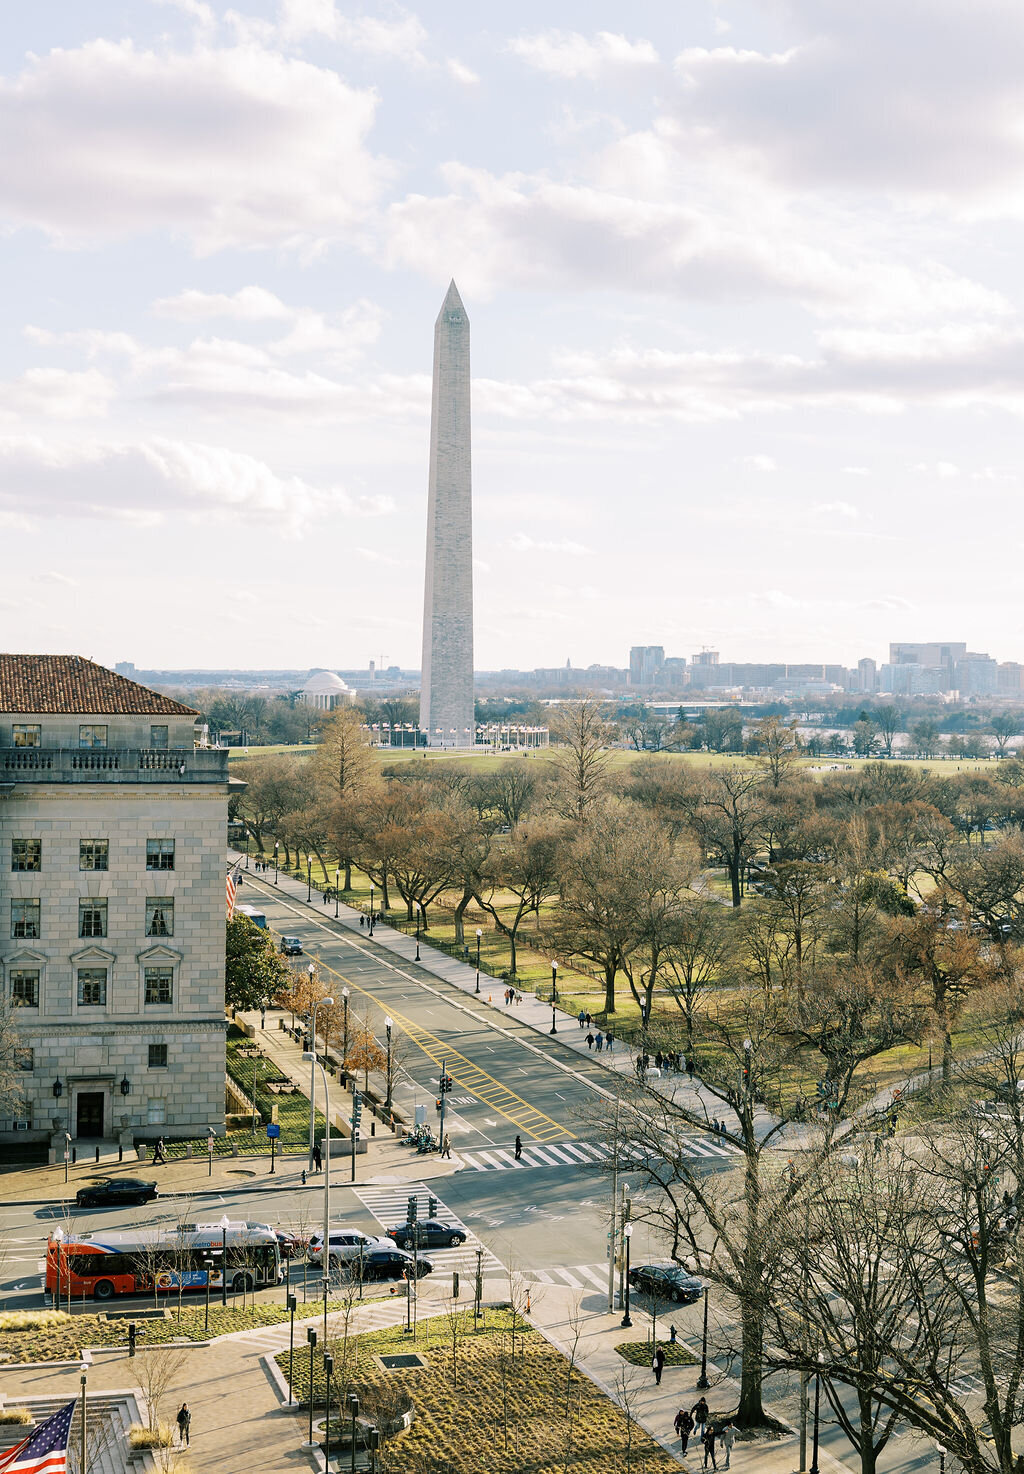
left=890, top=642, right=966, bottom=692
left=115, top=662, right=136, bottom=677
left=998, top=662, right=1024, bottom=693
left=419, top=282, right=475, bottom=748
left=858, top=657, right=878, bottom=693
left=691, top=650, right=719, bottom=667
left=955, top=652, right=998, bottom=698
left=629, top=646, right=665, bottom=686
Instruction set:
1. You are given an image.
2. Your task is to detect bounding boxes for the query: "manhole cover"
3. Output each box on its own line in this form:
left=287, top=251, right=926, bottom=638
left=377, top=1353, right=427, bottom=1371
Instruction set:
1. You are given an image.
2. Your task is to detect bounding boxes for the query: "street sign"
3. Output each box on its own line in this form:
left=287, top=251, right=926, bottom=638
left=207, top=1136, right=214, bottom=1153
left=266, top=1123, right=281, bottom=1139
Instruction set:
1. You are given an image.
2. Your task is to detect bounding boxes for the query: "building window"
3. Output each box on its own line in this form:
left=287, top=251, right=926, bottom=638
left=78, top=725, right=108, bottom=749
left=79, top=898, right=108, bottom=938
left=11, top=900, right=40, bottom=939
left=10, top=969, right=39, bottom=1007
left=12, top=724, right=41, bottom=748
left=145, top=898, right=174, bottom=937
left=11, top=840, right=41, bottom=872
left=144, top=967, right=173, bottom=1004
left=150, top=725, right=169, bottom=750
left=146, top=839, right=175, bottom=871
left=79, top=839, right=109, bottom=872
left=148, top=1044, right=168, bottom=1068
left=15, top=1047, right=33, bottom=1072
left=77, top=968, right=108, bottom=1006
left=146, top=1098, right=166, bottom=1125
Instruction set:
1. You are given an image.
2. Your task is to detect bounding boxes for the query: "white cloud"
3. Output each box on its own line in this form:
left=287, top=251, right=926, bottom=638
left=152, top=286, right=292, bottom=321
left=446, top=58, right=479, bottom=86
left=0, top=39, right=388, bottom=252
left=508, top=30, right=659, bottom=81
left=275, top=1, right=428, bottom=63
left=36, top=570, right=79, bottom=585
left=0, top=436, right=393, bottom=535
left=742, top=454, right=777, bottom=472
left=843, top=466, right=871, bottom=476
left=915, top=461, right=960, bottom=479
left=0, top=367, right=114, bottom=420
left=509, top=533, right=592, bottom=556
left=813, top=501, right=860, bottom=519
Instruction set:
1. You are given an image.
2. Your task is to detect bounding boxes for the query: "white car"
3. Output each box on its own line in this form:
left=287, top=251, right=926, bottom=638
left=307, top=1228, right=391, bottom=1264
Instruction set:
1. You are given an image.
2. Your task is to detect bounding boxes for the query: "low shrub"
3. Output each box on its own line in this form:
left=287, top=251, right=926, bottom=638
left=127, top=1424, right=173, bottom=1449
left=0, top=1409, right=32, bottom=1425
left=0, top=1311, right=72, bottom=1331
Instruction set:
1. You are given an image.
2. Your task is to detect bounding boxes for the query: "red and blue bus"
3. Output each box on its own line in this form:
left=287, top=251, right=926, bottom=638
left=46, top=1223, right=281, bottom=1301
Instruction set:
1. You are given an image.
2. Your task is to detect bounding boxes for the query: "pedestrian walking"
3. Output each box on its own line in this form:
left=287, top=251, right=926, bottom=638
left=175, top=1404, right=191, bottom=1447
left=653, top=1344, right=666, bottom=1384
left=721, top=1423, right=735, bottom=1469
left=585, top=1012, right=592, bottom=1028
left=360, top=914, right=365, bottom=928
left=702, top=1422, right=718, bottom=1470
left=691, top=1396, right=709, bottom=1441
left=586, top=1033, right=595, bottom=1051
left=312, top=1143, right=322, bottom=1172
left=595, top=1031, right=603, bottom=1052
left=606, top=1034, right=613, bottom=1053
left=152, top=1137, right=166, bottom=1165
left=686, top=1056, right=695, bottom=1077
left=578, top=1010, right=586, bottom=1029
left=514, top=1135, right=523, bottom=1161
left=674, top=1407, right=693, bottom=1454
left=441, top=1133, right=451, bottom=1159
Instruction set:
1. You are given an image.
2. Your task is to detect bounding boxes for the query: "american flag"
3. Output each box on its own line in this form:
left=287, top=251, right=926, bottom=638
left=0, top=1399, right=76, bottom=1473
left=226, top=859, right=241, bottom=920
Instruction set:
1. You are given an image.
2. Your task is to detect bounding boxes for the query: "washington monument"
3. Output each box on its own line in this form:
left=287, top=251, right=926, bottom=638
left=419, top=280, right=475, bottom=748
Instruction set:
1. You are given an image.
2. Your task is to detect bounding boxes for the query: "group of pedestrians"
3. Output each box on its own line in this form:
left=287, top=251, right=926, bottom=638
left=673, top=1398, right=735, bottom=1469
left=503, top=987, right=523, bottom=1005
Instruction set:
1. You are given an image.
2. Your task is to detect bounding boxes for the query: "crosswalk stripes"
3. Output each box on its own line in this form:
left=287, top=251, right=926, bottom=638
left=353, top=1182, right=504, bottom=1278
left=455, top=1137, right=742, bottom=1171
left=521, top=1263, right=610, bottom=1291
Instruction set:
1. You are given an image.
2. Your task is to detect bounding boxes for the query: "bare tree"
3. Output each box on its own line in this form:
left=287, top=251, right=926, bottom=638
left=548, top=698, right=614, bottom=824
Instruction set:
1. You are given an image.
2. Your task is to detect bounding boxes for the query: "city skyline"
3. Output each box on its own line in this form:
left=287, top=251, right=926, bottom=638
left=3, top=3, right=1024, bottom=667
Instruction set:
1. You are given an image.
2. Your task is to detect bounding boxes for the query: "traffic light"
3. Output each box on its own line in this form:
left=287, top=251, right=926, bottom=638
left=440, top=1072, right=453, bottom=1093
left=435, top=1097, right=442, bottom=1113
left=428, top=1195, right=438, bottom=1217
left=407, top=1195, right=417, bottom=1224
left=351, top=1091, right=363, bottom=1136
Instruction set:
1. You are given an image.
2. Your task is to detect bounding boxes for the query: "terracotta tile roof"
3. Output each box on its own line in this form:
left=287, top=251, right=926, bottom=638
left=0, top=655, right=199, bottom=717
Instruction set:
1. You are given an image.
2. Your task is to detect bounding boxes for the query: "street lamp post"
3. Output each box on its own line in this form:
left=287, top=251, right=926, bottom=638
left=384, top=1017, right=393, bottom=1112
left=79, top=1361, right=88, bottom=1474
left=334, top=867, right=340, bottom=919
left=306, top=1327, right=317, bottom=1447
left=203, top=1255, right=213, bottom=1333
left=53, top=1227, right=63, bottom=1310
left=550, top=961, right=558, bottom=1034
left=348, top=1393, right=360, bottom=1474
left=303, top=1051, right=332, bottom=1343
left=287, top=1293, right=297, bottom=1406
left=307, top=990, right=335, bottom=1171
left=306, top=856, right=312, bottom=903
left=63, top=1129, right=70, bottom=1183
left=475, top=927, right=482, bottom=993
left=220, top=1214, right=229, bottom=1306
left=810, top=1352, right=824, bottom=1474
left=415, top=918, right=420, bottom=961
left=274, top=841, right=279, bottom=885
left=620, top=1224, right=633, bottom=1327
left=244, top=833, right=249, bottom=870
left=369, top=884, right=375, bottom=936
left=696, top=1283, right=711, bottom=1389
left=341, top=988, right=350, bottom=1081
left=323, top=1352, right=334, bottom=1457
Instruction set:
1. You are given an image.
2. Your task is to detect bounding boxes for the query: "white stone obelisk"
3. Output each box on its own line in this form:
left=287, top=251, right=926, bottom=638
left=419, top=281, right=474, bottom=748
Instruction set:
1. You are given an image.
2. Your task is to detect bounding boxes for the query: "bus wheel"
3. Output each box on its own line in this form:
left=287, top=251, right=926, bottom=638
left=93, top=1280, right=115, bottom=1301
left=232, top=1273, right=253, bottom=1293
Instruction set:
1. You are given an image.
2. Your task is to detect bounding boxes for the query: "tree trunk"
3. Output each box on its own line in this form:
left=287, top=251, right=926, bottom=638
left=943, top=1025, right=953, bottom=1081
left=735, top=1298, right=766, bottom=1426
left=453, top=887, right=472, bottom=947
left=604, top=964, right=616, bottom=1015
left=508, top=929, right=518, bottom=978
left=381, top=867, right=390, bottom=910
left=343, top=856, right=352, bottom=891
left=729, top=840, right=742, bottom=907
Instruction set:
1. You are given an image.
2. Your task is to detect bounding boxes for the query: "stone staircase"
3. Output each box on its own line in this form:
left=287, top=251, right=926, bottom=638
left=0, top=1391, right=158, bottom=1473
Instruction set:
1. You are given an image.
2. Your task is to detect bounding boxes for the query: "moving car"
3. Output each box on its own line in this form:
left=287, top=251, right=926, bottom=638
left=279, top=936, right=303, bottom=956
left=356, top=1248, right=434, bottom=1283
left=628, top=1262, right=704, bottom=1304
left=75, top=1178, right=158, bottom=1209
left=386, top=1219, right=467, bottom=1250
left=307, top=1228, right=391, bottom=1264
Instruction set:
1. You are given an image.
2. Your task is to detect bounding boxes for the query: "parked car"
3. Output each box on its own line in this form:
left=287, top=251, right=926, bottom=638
left=307, top=1228, right=391, bottom=1264
left=628, top=1262, right=704, bottom=1304
left=280, top=936, right=303, bottom=956
left=355, top=1248, right=434, bottom=1282
left=386, top=1219, right=467, bottom=1250
left=76, top=1178, right=158, bottom=1209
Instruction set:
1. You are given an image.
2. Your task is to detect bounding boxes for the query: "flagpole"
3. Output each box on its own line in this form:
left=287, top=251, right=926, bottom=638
left=80, top=1362, right=88, bottom=1474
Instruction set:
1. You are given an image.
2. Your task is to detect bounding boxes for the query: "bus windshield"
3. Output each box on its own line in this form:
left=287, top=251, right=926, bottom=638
left=46, top=1225, right=281, bottom=1302
left=235, top=905, right=267, bottom=929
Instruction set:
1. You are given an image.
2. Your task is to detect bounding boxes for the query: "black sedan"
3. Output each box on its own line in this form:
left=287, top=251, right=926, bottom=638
left=628, top=1263, right=704, bottom=1304
left=386, top=1219, right=467, bottom=1250
left=354, top=1249, right=434, bottom=1282
left=76, top=1178, right=158, bottom=1208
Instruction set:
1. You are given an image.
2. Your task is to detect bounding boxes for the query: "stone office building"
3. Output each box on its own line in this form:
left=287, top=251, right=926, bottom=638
left=0, top=655, right=231, bottom=1157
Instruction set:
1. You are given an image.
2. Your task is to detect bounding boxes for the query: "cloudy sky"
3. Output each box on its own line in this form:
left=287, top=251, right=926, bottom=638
left=3, top=0, right=1024, bottom=672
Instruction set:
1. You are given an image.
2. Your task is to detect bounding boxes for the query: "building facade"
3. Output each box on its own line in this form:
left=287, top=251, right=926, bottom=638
left=0, top=656, right=231, bottom=1155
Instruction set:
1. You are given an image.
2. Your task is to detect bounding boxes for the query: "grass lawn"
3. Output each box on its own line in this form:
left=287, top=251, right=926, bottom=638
left=615, top=1340, right=697, bottom=1367
left=277, top=1306, right=681, bottom=1472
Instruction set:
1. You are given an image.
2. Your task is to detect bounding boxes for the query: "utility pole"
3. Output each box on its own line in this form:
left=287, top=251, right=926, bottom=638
left=607, top=1093, right=620, bottom=1312
left=618, top=1182, right=630, bottom=1313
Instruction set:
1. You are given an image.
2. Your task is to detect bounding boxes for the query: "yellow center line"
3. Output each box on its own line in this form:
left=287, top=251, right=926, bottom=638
left=312, top=950, right=576, bottom=1142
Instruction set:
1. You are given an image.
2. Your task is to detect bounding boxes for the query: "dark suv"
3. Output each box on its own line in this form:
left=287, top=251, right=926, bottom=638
left=386, top=1219, right=467, bottom=1250
left=356, top=1249, right=434, bottom=1282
